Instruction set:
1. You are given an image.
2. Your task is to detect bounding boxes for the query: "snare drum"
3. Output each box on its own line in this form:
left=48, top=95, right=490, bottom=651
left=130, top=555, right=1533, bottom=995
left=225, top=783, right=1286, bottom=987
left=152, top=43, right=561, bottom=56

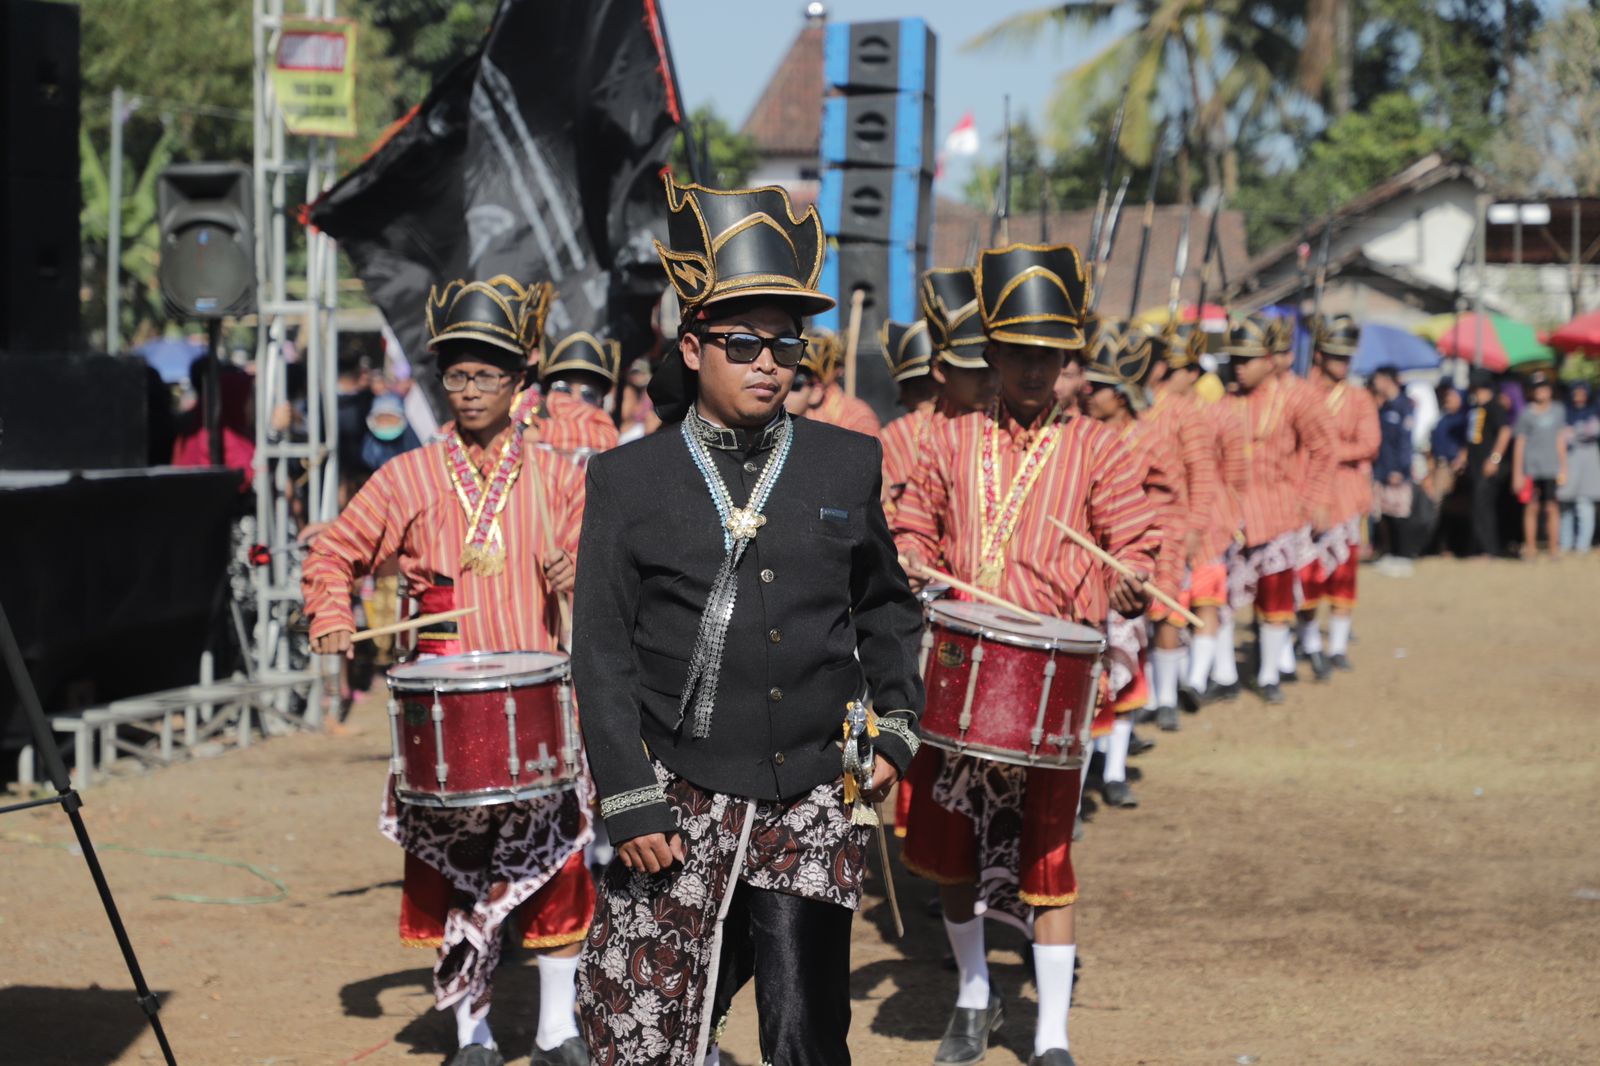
left=920, top=601, right=1105, bottom=769
left=385, top=651, right=579, bottom=808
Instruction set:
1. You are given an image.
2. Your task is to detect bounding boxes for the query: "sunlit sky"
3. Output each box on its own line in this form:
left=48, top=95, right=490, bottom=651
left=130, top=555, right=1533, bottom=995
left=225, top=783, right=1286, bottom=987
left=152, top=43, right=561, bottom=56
left=665, top=0, right=1133, bottom=196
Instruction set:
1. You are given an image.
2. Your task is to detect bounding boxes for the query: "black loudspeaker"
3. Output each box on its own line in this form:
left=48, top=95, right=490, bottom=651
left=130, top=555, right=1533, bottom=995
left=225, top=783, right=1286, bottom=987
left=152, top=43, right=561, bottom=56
left=825, top=19, right=936, bottom=96
left=0, top=354, right=149, bottom=470
left=821, top=92, right=936, bottom=173
left=158, top=164, right=256, bottom=319
left=0, top=0, right=81, bottom=356
left=820, top=167, right=933, bottom=245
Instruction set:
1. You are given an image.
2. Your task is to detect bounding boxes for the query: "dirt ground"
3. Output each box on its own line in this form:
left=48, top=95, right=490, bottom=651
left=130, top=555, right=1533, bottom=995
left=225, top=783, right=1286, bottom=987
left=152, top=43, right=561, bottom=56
left=3, top=555, right=1598, bottom=1066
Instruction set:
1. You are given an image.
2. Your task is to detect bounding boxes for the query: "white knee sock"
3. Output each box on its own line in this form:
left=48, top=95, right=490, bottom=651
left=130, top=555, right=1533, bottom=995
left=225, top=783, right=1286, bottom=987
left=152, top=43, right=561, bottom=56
left=1032, top=943, right=1076, bottom=1055
left=1328, top=614, right=1352, bottom=656
left=944, top=915, right=991, bottom=1009
left=1213, top=620, right=1239, bottom=685
left=1279, top=632, right=1298, bottom=673
left=535, top=953, right=581, bottom=1051
left=1187, top=634, right=1217, bottom=691
left=1299, top=617, right=1323, bottom=654
left=1153, top=648, right=1184, bottom=708
left=454, top=997, right=493, bottom=1050
left=1104, top=717, right=1131, bottom=783
left=1258, top=623, right=1287, bottom=687
left=1141, top=658, right=1157, bottom=711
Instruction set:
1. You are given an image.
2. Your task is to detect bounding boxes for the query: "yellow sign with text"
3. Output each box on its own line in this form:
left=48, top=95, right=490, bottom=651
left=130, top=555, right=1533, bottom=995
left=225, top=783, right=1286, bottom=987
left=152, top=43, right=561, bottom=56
left=271, top=18, right=358, bottom=138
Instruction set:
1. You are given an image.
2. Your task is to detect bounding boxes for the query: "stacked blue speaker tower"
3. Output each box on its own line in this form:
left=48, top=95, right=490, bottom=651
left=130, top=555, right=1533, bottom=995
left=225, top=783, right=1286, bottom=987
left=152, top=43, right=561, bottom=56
left=815, top=18, right=936, bottom=417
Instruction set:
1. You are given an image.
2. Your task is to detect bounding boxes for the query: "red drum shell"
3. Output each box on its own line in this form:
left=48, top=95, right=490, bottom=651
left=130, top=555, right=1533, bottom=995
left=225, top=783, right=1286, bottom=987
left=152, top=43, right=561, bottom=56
left=385, top=651, right=577, bottom=807
left=920, top=602, right=1104, bottom=769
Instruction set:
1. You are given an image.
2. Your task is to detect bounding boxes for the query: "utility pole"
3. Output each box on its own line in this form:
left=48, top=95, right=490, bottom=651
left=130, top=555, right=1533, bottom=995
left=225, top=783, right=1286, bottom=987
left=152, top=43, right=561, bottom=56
left=106, top=86, right=126, bottom=353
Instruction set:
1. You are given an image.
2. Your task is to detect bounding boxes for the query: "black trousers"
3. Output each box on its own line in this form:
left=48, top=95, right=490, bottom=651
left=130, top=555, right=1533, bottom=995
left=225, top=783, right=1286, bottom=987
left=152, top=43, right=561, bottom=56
left=707, top=884, right=854, bottom=1066
left=1469, top=473, right=1503, bottom=556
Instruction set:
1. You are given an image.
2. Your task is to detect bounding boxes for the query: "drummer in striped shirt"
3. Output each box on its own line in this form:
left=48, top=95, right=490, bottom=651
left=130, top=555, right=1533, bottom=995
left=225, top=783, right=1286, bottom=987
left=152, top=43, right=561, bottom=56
left=895, top=242, right=1160, bottom=1066
left=303, top=276, right=595, bottom=1066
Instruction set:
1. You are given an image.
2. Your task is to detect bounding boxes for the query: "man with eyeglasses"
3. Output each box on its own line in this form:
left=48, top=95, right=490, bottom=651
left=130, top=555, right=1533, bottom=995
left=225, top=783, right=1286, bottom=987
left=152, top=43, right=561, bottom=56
left=303, top=276, right=596, bottom=1066
left=572, top=175, right=923, bottom=1066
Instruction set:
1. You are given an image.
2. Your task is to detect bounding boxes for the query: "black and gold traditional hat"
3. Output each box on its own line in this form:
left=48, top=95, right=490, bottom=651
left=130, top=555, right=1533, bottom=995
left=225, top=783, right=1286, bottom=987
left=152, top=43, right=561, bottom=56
left=425, top=275, right=554, bottom=361
left=799, top=326, right=841, bottom=381
left=654, top=174, right=834, bottom=320
left=1263, top=315, right=1294, bottom=355
left=539, top=331, right=621, bottom=384
left=1084, top=317, right=1147, bottom=387
left=975, top=242, right=1089, bottom=351
left=1222, top=316, right=1273, bottom=359
left=1315, top=314, right=1360, bottom=358
left=921, top=267, right=990, bottom=370
left=879, top=319, right=934, bottom=383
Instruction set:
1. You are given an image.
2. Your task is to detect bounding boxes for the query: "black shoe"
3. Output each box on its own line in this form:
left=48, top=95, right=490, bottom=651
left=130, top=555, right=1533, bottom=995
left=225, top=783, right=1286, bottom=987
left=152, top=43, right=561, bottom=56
left=1127, top=732, right=1155, bottom=756
left=1078, top=791, right=1099, bottom=820
left=529, top=1037, right=590, bottom=1066
left=1100, top=779, right=1139, bottom=808
left=1279, top=666, right=1300, bottom=685
left=933, top=995, right=1005, bottom=1066
left=1156, top=705, right=1180, bottom=732
left=925, top=893, right=945, bottom=918
left=1330, top=653, right=1353, bottom=672
left=1210, top=680, right=1242, bottom=702
left=1248, top=681, right=1286, bottom=705
left=1124, top=764, right=1143, bottom=782
left=1308, top=651, right=1331, bottom=681
left=1133, top=705, right=1159, bottom=725
left=1028, top=1051, right=1078, bottom=1066
left=1177, top=683, right=1204, bottom=713
left=449, top=1046, right=506, bottom=1066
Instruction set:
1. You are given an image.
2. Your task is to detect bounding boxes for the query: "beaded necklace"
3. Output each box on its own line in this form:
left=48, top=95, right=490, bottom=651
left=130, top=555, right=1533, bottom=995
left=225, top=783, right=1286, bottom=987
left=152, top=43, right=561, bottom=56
left=975, top=399, right=1066, bottom=589
left=677, top=407, right=794, bottom=738
left=443, top=425, right=523, bottom=577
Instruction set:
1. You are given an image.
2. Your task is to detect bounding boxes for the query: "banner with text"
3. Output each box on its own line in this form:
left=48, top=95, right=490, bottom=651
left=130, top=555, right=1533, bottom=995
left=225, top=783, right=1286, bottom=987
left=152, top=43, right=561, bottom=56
left=271, top=18, right=358, bottom=138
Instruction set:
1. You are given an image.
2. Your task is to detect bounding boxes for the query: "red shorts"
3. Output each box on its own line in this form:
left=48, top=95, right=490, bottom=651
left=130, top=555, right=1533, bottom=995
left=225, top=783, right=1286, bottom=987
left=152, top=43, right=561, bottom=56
left=1256, top=568, right=1298, bottom=624
left=901, top=757, right=1080, bottom=907
left=1326, top=552, right=1358, bottom=609
left=1092, top=654, right=1147, bottom=736
left=400, top=847, right=594, bottom=950
left=1185, top=563, right=1227, bottom=610
left=1298, top=561, right=1327, bottom=609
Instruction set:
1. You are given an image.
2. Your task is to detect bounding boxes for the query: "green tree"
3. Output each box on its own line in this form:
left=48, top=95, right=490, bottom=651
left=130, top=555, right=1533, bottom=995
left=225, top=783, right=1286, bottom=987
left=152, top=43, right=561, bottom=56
left=80, top=122, right=178, bottom=347
left=363, top=0, right=498, bottom=114
left=669, top=105, right=760, bottom=189
left=1486, top=5, right=1600, bottom=197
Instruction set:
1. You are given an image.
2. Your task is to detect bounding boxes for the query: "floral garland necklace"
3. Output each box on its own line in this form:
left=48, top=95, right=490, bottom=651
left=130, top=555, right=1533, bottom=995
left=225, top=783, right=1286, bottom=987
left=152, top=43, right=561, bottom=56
left=443, top=423, right=523, bottom=577
left=974, top=399, right=1066, bottom=589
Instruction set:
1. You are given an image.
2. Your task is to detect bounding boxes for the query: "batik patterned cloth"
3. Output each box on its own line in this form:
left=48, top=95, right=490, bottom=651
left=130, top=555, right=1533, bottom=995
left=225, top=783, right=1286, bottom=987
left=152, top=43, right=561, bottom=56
left=579, top=762, right=868, bottom=1066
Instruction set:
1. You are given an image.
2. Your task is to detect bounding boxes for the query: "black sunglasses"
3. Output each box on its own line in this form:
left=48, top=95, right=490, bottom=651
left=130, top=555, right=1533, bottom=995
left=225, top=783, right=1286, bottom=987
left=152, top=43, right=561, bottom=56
left=699, top=330, right=808, bottom=368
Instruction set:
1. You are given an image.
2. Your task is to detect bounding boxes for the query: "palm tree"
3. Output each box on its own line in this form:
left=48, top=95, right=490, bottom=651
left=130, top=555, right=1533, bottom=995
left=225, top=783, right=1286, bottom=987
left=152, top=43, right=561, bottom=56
left=966, top=1, right=1304, bottom=199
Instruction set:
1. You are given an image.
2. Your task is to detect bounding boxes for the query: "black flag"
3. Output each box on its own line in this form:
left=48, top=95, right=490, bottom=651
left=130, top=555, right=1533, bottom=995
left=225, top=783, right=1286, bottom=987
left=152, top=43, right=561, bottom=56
left=311, top=0, right=684, bottom=416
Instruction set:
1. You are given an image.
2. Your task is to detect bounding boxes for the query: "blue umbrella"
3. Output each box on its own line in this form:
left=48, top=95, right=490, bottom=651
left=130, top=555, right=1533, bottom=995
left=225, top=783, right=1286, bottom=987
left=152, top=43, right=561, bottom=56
left=132, top=337, right=207, bottom=384
left=1352, top=323, right=1441, bottom=377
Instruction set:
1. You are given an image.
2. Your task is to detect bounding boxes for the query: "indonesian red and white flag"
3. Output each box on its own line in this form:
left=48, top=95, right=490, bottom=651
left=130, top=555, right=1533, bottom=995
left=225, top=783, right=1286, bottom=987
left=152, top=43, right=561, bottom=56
left=944, top=111, right=980, bottom=157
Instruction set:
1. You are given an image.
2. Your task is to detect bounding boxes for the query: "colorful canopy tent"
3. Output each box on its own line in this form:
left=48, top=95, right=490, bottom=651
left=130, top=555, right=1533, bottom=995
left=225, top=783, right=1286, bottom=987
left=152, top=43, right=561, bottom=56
left=1351, top=323, right=1443, bottom=377
left=1548, top=310, right=1600, bottom=356
left=1430, top=313, right=1555, bottom=373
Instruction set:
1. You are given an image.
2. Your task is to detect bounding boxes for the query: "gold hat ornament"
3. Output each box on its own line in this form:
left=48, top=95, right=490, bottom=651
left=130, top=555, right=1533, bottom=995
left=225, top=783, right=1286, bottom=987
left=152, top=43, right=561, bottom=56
left=879, top=319, right=935, bottom=383
left=540, top=331, right=622, bottom=384
left=1315, top=314, right=1361, bottom=358
left=920, top=267, right=991, bottom=370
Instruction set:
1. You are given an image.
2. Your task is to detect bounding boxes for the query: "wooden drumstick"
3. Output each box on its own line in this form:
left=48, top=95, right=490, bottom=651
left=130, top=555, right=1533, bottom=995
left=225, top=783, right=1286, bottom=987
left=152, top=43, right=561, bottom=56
left=897, top=555, right=1047, bottom=624
left=351, top=607, right=477, bottom=644
left=1045, top=515, right=1204, bottom=628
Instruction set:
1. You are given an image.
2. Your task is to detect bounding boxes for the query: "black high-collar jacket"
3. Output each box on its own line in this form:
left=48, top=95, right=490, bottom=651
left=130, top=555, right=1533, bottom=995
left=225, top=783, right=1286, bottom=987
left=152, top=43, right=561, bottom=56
left=571, top=415, right=924, bottom=845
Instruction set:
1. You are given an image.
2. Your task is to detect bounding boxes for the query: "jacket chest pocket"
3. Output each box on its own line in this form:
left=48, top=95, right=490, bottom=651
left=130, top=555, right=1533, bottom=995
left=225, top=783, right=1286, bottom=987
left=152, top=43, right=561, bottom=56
left=808, top=505, right=861, bottom=543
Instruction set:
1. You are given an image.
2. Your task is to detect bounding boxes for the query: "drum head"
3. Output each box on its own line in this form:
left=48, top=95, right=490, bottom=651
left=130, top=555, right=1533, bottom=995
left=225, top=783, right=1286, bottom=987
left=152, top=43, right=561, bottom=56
left=928, top=600, right=1105, bottom=653
left=387, top=650, right=570, bottom=692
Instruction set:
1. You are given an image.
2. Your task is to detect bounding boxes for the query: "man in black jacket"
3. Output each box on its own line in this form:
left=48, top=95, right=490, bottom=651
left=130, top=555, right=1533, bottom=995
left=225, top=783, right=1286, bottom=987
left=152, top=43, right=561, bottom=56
left=572, top=175, right=925, bottom=1066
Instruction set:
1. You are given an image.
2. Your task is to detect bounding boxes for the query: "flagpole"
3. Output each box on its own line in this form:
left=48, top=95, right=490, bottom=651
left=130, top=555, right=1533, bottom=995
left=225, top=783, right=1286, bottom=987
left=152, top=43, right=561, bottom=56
left=647, top=0, right=702, bottom=183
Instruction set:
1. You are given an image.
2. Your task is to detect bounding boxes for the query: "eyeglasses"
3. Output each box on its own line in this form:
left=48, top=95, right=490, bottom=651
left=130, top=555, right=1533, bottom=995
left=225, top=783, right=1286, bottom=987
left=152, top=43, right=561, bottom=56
left=700, top=331, right=808, bottom=368
left=547, top=380, right=606, bottom=408
left=441, top=369, right=515, bottom=393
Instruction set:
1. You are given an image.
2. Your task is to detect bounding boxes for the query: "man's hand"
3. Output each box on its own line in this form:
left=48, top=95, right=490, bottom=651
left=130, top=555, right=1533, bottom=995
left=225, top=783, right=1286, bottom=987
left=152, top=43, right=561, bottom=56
left=542, top=549, right=576, bottom=594
left=1512, top=472, right=1526, bottom=495
left=1482, top=457, right=1501, bottom=479
left=898, top=550, right=929, bottom=594
left=312, top=628, right=355, bottom=657
left=618, top=831, right=685, bottom=874
left=864, top=754, right=899, bottom=805
left=1110, top=571, right=1150, bottom=616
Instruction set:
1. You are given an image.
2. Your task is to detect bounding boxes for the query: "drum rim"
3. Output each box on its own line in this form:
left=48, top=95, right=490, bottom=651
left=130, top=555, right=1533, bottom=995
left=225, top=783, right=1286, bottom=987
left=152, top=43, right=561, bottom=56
left=928, top=603, right=1107, bottom=653
left=386, top=649, right=571, bottom=692
left=920, top=730, right=1085, bottom=769
left=394, top=779, right=576, bottom=808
